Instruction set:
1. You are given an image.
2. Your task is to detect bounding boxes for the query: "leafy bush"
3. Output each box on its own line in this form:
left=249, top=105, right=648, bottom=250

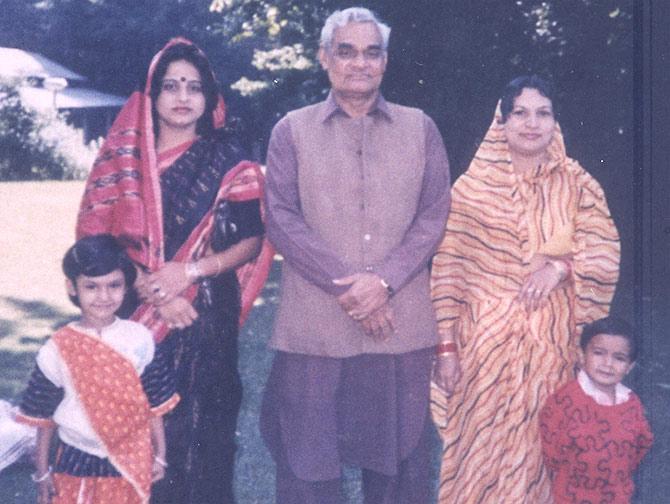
left=0, top=82, right=98, bottom=181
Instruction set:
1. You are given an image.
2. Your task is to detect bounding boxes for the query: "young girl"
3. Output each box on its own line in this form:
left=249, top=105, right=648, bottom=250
left=540, top=316, right=653, bottom=503
left=15, top=234, right=179, bottom=504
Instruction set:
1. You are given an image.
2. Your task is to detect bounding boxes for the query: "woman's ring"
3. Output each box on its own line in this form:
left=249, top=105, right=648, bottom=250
left=159, top=291, right=167, bottom=299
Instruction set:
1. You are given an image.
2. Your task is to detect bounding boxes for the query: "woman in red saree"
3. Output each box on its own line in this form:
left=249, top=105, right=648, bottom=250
left=76, top=39, right=273, bottom=503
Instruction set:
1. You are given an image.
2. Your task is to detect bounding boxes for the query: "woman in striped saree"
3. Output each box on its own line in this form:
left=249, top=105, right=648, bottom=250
left=430, top=76, right=620, bottom=503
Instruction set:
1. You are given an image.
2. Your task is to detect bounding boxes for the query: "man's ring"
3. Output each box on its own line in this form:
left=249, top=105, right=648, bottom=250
left=152, top=285, right=161, bottom=294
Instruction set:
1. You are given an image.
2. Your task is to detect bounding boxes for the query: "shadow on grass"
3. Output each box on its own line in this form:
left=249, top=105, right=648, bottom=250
left=0, top=319, right=16, bottom=338
left=0, top=351, right=37, bottom=399
left=235, top=261, right=279, bottom=503
left=1, top=296, right=75, bottom=331
left=0, top=258, right=427, bottom=503
left=0, top=462, right=34, bottom=504
left=0, top=297, right=75, bottom=400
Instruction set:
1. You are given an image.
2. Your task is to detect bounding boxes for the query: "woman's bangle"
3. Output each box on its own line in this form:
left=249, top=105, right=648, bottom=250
left=154, top=456, right=168, bottom=468
left=185, top=261, right=204, bottom=282
left=213, top=254, right=224, bottom=276
left=437, top=352, right=458, bottom=359
left=31, top=466, right=52, bottom=483
left=436, top=341, right=458, bottom=356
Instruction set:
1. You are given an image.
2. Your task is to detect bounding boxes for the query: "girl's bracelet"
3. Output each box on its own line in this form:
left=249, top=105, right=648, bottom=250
left=31, top=466, right=52, bottom=483
left=154, top=456, right=168, bottom=468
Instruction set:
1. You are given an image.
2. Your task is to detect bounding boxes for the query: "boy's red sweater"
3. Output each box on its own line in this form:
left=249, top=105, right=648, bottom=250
left=540, top=379, right=653, bottom=504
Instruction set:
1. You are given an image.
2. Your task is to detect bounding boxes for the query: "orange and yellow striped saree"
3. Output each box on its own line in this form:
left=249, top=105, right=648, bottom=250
left=430, top=106, right=620, bottom=503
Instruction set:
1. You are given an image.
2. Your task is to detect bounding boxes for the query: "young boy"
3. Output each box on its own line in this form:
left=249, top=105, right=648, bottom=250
left=15, top=235, right=178, bottom=504
left=540, top=316, right=653, bottom=504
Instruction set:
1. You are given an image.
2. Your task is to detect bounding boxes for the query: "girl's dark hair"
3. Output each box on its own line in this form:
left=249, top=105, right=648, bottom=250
left=499, top=75, right=556, bottom=123
left=62, top=234, right=136, bottom=307
left=580, top=316, right=638, bottom=362
left=149, top=42, right=219, bottom=137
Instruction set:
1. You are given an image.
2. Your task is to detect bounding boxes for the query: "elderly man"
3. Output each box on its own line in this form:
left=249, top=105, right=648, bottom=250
left=260, top=7, right=451, bottom=503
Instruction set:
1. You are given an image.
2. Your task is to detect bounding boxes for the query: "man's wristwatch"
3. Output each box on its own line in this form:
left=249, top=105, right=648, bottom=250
left=380, top=278, right=394, bottom=296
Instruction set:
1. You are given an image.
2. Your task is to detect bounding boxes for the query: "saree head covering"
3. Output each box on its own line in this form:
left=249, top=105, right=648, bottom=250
left=76, top=38, right=273, bottom=342
left=430, top=102, right=620, bottom=503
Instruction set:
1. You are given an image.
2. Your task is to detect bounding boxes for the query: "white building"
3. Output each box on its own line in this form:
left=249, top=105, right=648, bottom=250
left=0, top=47, right=126, bottom=142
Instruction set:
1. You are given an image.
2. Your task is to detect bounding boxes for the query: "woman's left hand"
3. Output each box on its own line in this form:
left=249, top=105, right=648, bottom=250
left=141, top=262, right=193, bottom=305
left=156, top=296, right=198, bottom=329
left=433, top=353, right=462, bottom=397
left=517, top=259, right=564, bottom=312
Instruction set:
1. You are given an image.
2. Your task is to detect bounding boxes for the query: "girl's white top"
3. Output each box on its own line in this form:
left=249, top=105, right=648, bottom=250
left=36, top=317, right=154, bottom=457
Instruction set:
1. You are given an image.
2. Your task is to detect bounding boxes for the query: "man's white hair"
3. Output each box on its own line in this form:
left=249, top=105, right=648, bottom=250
left=320, top=7, right=391, bottom=50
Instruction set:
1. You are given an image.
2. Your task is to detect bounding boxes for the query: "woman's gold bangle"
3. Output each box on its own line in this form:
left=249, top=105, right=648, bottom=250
left=437, top=351, right=457, bottom=358
left=436, top=341, right=458, bottom=355
left=185, top=261, right=203, bottom=282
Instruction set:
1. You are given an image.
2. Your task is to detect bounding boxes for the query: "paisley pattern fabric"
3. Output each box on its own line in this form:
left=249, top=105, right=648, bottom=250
left=430, top=104, right=621, bottom=503
left=52, top=473, right=140, bottom=504
left=53, top=326, right=153, bottom=502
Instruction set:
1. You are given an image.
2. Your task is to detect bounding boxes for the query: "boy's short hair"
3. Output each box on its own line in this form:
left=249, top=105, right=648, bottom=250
left=62, top=234, right=136, bottom=307
left=580, top=316, right=638, bottom=362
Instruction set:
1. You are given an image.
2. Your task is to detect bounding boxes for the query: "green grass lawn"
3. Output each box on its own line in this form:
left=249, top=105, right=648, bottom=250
left=0, top=181, right=82, bottom=501
left=0, top=180, right=285, bottom=502
left=0, top=181, right=376, bottom=503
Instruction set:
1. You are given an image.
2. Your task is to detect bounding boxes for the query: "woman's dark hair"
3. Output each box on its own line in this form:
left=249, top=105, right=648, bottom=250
left=499, top=75, right=556, bottom=123
left=62, top=234, right=137, bottom=307
left=149, top=42, right=219, bottom=137
left=580, top=316, right=638, bottom=362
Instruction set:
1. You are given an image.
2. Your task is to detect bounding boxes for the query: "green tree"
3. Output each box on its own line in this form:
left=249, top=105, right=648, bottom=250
left=209, top=0, right=633, bottom=174
left=2, top=0, right=240, bottom=95
left=1, top=0, right=634, bottom=171
left=0, top=82, right=97, bottom=180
